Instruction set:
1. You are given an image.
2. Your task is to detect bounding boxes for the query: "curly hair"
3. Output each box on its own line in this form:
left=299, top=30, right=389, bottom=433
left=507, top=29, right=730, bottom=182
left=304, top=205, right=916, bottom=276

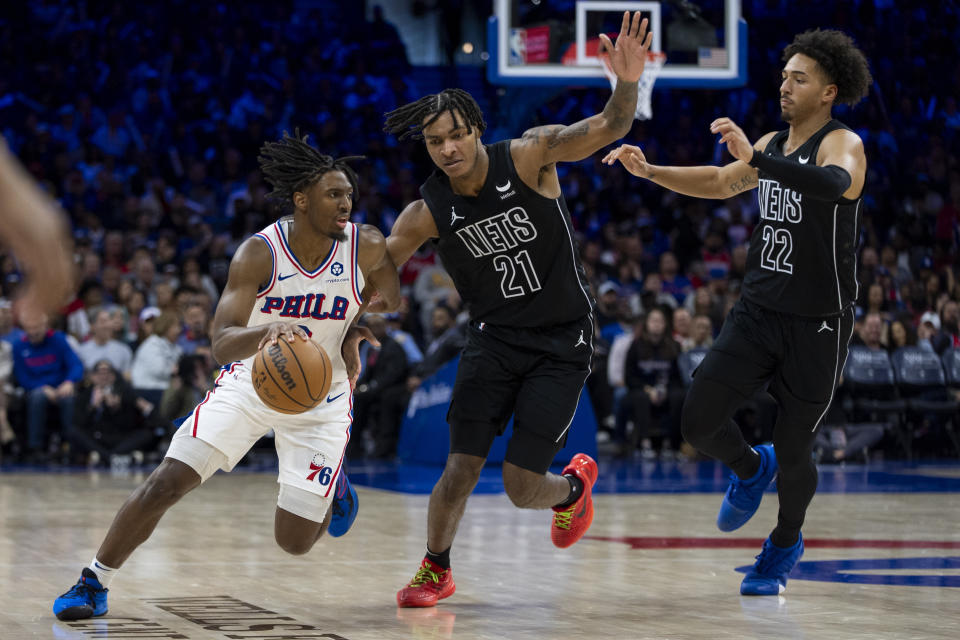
left=383, top=88, right=486, bottom=141
left=257, top=129, right=363, bottom=205
left=783, top=29, right=872, bottom=107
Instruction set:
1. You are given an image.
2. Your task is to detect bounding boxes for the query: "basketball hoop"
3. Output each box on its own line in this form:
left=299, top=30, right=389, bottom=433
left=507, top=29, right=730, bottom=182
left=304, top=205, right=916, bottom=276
left=601, top=51, right=667, bottom=121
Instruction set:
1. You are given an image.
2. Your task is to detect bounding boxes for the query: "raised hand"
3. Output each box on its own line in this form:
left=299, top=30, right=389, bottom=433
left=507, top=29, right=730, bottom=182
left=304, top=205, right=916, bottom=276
left=598, top=11, right=653, bottom=84
left=710, top=118, right=754, bottom=163
left=602, top=144, right=654, bottom=178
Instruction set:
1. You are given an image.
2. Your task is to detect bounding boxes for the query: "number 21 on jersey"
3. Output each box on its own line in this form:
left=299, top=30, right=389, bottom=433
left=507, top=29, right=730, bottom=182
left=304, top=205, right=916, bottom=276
left=494, top=249, right=542, bottom=298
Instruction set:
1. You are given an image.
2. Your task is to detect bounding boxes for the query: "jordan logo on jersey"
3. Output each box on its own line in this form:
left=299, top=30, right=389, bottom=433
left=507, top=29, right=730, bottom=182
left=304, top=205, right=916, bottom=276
left=260, top=293, right=349, bottom=320
left=575, top=330, right=587, bottom=347
left=455, top=206, right=538, bottom=258
left=450, top=206, right=463, bottom=226
left=817, top=321, right=834, bottom=333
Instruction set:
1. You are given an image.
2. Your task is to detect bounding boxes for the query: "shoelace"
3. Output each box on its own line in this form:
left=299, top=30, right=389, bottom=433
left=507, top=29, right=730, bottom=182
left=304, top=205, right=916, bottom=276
left=62, top=580, right=97, bottom=602
left=727, top=470, right=765, bottom=509
left=753, top=543, right=798, bottom=576
left=408, top=564, right=446, bottom=588
left=553, top=505, right=575, bottom=530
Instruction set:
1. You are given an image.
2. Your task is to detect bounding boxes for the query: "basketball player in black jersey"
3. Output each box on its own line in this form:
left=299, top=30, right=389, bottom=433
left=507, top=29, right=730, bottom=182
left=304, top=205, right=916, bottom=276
left=368, top=11, right=653, bottom=608
left=604, top=29, right=871, bottom=595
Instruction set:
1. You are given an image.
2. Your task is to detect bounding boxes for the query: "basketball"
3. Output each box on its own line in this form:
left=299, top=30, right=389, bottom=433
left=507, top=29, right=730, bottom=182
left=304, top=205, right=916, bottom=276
left=251, top=338, right=333, bottom=414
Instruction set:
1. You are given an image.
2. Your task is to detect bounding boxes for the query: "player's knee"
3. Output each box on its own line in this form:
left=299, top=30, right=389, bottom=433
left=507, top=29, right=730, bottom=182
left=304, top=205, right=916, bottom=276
left=680, top=395, right=710, bottom=447
left=275, top=533, right=314, bottom=556
left=437, top=455, right=484, bottom=501
left=140, top=461, right=199, bottom=507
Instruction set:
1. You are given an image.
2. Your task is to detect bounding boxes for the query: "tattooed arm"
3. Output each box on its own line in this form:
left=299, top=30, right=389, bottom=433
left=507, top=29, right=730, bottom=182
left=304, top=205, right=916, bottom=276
left=601, top=132, right=778, bottom=200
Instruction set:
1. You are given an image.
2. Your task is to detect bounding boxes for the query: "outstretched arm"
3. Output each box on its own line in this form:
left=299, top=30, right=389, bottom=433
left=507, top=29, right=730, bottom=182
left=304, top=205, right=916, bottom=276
left=512, top=11, right=653, bottom=169
left=0, top=138, right=74, bottom=317
left=712, top=118, right=865, bottom=201
left=603, top=132, right=777, bottom=199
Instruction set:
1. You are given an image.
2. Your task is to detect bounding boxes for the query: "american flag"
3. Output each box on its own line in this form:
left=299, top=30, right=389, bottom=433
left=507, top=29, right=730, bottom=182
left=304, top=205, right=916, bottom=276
left=698, top=47, right=729, bottom=68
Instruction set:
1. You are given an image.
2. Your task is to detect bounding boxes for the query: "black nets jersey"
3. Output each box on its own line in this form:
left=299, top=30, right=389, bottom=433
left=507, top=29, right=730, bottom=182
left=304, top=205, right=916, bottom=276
left=741, top=119, right=862, bottom=318
left=419, top=140, right=593, bottom=327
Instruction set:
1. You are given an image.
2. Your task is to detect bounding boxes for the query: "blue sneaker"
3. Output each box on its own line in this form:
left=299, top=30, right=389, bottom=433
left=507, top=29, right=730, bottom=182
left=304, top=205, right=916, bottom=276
left=328, top=471, right=358, bottom=537
left=740, top=534, right=804, bottom=595
left=717, top=444, right=778, bottom=532
left=53, top=569, right=108, bottom=620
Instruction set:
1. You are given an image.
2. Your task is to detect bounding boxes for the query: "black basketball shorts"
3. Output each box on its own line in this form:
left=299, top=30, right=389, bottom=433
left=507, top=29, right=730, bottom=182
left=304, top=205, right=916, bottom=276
left=694, top=298, right=855, bottom=430
left=446, top=314, right=594, bottom=474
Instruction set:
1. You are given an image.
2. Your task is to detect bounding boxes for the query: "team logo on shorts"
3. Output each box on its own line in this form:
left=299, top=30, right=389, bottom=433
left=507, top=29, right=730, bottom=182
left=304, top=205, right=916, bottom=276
left=307, top=452, right=332, bottom=485
left=331, top=262, right=344, bottom=276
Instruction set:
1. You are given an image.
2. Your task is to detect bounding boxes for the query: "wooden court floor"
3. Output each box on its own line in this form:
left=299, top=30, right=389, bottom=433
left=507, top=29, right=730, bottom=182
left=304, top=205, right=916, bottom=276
left=1, top=469, right=958, bottom=639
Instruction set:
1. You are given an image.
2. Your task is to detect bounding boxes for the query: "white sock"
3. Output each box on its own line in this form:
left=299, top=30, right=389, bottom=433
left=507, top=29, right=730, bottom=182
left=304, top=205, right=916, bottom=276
left=88, top=557, right=118, bottom=589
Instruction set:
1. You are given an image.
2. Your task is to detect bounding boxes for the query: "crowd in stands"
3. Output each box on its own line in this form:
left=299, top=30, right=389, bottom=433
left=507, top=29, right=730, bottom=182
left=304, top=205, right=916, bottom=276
left=0, top=1, right=957, bottom=466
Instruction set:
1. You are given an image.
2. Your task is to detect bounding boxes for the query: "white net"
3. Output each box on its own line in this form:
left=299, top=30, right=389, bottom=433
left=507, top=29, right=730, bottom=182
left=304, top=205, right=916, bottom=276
left=601, top=51, right=667, bottom=121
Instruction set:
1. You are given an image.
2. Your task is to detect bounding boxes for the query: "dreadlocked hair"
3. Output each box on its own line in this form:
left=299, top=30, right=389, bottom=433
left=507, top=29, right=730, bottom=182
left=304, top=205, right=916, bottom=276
left=257, top=129, right=364, bottom=205
left=783, top=29, right=872, bottom=107
left=383, top=88, right=486, bottom=141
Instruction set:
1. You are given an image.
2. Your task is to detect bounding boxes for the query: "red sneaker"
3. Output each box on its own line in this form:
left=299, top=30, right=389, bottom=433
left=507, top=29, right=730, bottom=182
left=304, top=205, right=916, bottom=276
left=551, top=453, right=598, bottom=548
left=396, top=558, right=456, bottom=608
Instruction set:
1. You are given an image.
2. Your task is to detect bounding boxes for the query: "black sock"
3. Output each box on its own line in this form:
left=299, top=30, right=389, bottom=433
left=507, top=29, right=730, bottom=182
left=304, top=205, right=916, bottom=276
left=730, top=446, right=761, bottom=480
left=425, top=546, right=451, bottom=569
left=554, top=474, right=584, bottom=509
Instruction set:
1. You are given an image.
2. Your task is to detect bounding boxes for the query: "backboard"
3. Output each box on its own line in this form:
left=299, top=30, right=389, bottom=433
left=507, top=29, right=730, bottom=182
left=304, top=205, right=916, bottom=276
left=488, top=0, right=747, bottom=88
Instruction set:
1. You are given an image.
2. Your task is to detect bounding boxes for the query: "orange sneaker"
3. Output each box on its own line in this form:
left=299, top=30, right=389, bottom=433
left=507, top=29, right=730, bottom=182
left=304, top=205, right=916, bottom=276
left=396, top=558, right=456, bottom=608
left=551, top=453, right=598, bottom=548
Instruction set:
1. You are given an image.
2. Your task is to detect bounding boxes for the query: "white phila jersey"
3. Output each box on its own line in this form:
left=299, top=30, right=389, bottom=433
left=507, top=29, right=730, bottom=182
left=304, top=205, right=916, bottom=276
left=239, top=217, right=365, bottom=384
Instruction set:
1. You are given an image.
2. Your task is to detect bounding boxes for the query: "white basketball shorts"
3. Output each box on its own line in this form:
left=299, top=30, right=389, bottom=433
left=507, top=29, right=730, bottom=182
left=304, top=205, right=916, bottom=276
left=166, top=362, right=352, bottom=501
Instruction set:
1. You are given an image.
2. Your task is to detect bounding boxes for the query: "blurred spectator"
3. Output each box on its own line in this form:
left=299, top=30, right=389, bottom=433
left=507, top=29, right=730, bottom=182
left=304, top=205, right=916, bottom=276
left=69, top=360, right=154, bottom=466
left=917, top=311, right=941, bottom=353
left=350, top=315, right=410, bottom=459
left=412, top=265, right=457, bottom=332
left=65, top=279, right=105, bottom=341
left=12, top=313, right=84, bottom=461
left=386, top=311, right=423, bottom=366
left=659, top=252, right=692, bottom=305
left=853, top=312, right=886, bottom=351
left=887, top=317, right=918, bottom=353
left=858, top=282, right=893, bottom=322
left=814, top=423, right=885, bottom=464
left=595, top=281, right=621, bottom=329
left=672, top=308, right=692, bottom=349
left=136, top=306, right=162, bottom=346
left=620, top=309, right=683, bottom=459
left=931, top=300, right=959, bottom=354
left=176, top=302, right=212, bottom=363
left=407, top=304, right=465, bottom=392
left=130, top=311, right=182, bottom=407
left=688, top=314, right=714, bottom=351
left=159, top=354, right=213, bottom=425
left=75, top=308, right=134, bottom=376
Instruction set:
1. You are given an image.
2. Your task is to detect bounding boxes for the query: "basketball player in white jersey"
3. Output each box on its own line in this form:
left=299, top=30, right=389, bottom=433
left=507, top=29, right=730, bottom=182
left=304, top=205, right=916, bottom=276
left=53, top=131, right=400, bottom=621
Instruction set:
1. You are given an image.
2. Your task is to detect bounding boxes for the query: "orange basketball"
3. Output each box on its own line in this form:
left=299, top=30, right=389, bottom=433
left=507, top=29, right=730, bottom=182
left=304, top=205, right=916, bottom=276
left=252, top=338, right=333, bottom=414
